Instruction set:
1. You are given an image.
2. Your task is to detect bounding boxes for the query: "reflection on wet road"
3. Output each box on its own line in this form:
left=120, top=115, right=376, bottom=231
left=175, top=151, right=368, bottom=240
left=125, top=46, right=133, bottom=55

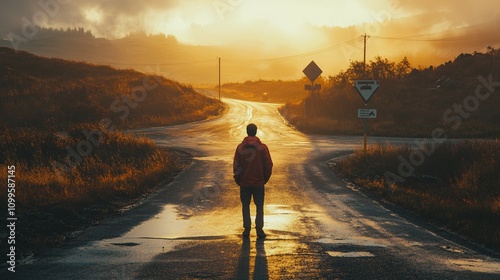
left=9, top=98, right=500, bottom=279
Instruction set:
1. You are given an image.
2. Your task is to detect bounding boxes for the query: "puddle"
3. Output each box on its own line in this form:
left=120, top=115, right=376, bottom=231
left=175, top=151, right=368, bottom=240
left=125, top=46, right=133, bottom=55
left=140, top=235, right=227, bottom=241
left=114, top=203, right=241, bottom=242
left=54, top=239, right=178, bottom=265
left=111, top=242, right=141, bottom=247
left=263, top=204, right=300, bottom=232
left=327, top=251, right=375, bottom=258
left=123, top=204, right=191, bottom=239
left=67, top=204, right=201, bottom=265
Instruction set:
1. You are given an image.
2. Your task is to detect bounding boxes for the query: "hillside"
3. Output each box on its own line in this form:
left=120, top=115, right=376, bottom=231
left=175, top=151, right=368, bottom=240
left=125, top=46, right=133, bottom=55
left=0, top=27, right=311, bottom=84
left=0, top=29, right=220, bottom=84
left=280, top=48, right=500, bottom=138
left=0, top=47, right=223, bottom=130
left=0, top=47, right=224, bottom=258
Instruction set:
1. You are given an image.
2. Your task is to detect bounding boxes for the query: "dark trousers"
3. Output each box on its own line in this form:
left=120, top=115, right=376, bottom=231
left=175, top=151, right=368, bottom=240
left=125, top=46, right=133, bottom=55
left=240, top=186, right=265, bottom=230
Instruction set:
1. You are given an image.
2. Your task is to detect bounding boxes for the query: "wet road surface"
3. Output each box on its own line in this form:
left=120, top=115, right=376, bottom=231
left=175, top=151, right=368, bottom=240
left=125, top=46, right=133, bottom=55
left=7, top=98, right=500, bottom=279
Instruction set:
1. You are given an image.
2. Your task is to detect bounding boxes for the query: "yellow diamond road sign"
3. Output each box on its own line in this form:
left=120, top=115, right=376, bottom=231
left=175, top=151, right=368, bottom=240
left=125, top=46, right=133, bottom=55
left=303, top=61, right=323, bottom=82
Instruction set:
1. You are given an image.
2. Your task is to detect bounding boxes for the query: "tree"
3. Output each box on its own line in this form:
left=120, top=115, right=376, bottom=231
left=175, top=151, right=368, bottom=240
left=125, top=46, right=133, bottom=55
left=395, top=57, right=412, bottom=79
left=346, top=60, right=367, bottom=81
left=486, top=46, right=500, bottom=56
left=369, top=56, right=396, bottom=80
left=328, top=56, right=414, bottom=90
left=329, top=60, right=366, bottom=89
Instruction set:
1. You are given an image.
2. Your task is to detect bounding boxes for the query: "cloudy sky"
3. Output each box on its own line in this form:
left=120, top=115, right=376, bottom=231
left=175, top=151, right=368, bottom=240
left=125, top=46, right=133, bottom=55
left=1, top=0, right=394, bottom=40
left=1, top=0, right=500, bottom=81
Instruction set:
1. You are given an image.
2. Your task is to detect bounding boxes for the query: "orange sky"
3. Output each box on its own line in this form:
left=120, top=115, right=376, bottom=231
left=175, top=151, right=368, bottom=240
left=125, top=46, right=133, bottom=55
left=2, top=0, right=500, bottom=82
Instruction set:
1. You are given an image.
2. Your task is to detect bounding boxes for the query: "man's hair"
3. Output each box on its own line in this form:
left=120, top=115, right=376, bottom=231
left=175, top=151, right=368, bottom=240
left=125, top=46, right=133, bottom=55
left=246, top=123, right=257, bottom=136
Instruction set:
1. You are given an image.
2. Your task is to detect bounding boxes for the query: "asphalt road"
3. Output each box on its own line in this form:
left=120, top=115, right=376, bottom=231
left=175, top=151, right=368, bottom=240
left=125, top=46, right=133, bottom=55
left=6, top=98, right=500, bottom=279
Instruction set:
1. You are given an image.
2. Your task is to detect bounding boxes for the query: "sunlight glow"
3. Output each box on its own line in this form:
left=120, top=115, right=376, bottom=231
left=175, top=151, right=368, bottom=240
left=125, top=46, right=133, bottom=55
left=83, top=8, right=103, bottom=24
left=155, top=16, right=190, bottom=37
left=28, top=0, right=498, bottom=82
left=237, top=0, right=378, bottom=31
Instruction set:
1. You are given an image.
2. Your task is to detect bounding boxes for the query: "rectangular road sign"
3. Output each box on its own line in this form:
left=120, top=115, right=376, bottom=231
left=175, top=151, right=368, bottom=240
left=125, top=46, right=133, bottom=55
left=358, top=109, right=377, bottom=118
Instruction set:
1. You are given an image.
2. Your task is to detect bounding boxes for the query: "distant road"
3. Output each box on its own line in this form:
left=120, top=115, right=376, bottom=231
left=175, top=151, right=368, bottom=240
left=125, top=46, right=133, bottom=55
left=8, top=99, right=500, bottom=279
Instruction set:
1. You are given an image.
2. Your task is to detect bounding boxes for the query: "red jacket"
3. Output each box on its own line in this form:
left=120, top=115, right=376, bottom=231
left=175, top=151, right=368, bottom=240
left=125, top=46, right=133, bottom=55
left=233, top=136, right=273, bottom=187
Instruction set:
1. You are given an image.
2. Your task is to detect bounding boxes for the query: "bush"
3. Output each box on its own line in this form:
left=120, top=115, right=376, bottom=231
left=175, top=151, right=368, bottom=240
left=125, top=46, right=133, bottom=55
left=335, top=140, right=500, bottom=249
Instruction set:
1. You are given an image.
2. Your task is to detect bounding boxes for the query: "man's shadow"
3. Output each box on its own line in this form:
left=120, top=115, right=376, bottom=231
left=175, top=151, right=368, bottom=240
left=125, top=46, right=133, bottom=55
left=235, top=238, right=268, bottom=280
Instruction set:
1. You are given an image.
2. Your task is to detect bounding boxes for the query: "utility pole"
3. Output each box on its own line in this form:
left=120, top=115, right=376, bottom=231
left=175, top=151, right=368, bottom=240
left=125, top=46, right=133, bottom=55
left=362, top=34, right=369, bottom=154
left=362, top=33, right=369, bottom=78
left=218, top=57, right=221, bottom=100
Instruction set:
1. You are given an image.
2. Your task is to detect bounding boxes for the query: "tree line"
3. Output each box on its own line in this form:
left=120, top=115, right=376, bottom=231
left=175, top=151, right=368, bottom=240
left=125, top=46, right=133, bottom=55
left=281, top=46, right=500, bottom=137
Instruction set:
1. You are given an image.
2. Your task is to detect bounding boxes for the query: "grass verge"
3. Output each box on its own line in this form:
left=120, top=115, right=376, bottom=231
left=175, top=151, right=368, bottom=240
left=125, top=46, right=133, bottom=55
left=0, top=126, right=191, bottom=259
left=332, top=140, right=500, bottom=250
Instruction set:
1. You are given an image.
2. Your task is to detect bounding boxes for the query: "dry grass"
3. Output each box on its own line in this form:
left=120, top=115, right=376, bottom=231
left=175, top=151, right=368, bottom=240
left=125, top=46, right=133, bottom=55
left=0, top=126, right=181, bottom=210
left=0, top=126, right=189, bottom=256
left=335, top=140, right=500, bottom=249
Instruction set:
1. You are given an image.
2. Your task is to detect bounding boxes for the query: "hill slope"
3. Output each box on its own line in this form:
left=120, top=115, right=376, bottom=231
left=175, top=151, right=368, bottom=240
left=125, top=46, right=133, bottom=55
left=0, top=47, right=223, bottom=130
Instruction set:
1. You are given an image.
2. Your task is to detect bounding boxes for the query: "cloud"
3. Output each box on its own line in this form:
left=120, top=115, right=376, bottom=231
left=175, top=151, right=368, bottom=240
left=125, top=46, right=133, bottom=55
left=398, top=0, right=500, bottom=22
left=0, top=0, right=180, bottom=38
left=2, top=0, right=499, bottom=42
left=0, top=0, right=39, bottom=36
left=1, top=0, right=499, bottom=81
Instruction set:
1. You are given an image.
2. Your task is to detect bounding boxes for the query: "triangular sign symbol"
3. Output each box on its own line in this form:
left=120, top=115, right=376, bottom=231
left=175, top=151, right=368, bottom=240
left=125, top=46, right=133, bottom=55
left=354, top=80, right=379, bottom=103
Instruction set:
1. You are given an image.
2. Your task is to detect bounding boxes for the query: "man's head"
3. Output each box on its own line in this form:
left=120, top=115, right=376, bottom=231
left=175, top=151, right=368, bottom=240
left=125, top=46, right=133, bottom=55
left=246, top=123, right=257, bottom=136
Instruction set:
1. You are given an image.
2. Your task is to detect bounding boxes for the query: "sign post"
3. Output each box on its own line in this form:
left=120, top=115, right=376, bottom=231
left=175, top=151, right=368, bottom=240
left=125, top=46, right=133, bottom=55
left=354, top=80, right=379, bottom=154
left=303, top=61, right=323, bottom=118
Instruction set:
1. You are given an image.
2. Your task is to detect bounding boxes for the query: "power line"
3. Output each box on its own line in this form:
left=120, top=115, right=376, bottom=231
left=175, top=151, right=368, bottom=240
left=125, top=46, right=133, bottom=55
left=101, top=59, right=216, bottom=66
left=371, top=30, right=500, bottom=42
left=223, top=38, right=362, bottom=64
left=97, top=31, right=497, bottom=68
left=99, top=37, right=363, bottom=67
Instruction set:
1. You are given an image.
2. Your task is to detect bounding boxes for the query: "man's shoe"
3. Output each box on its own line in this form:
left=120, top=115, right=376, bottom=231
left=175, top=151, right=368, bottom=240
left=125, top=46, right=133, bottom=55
left=242, top=229, right=250, bottom=238
left=256, top=229, right=266, bottom=239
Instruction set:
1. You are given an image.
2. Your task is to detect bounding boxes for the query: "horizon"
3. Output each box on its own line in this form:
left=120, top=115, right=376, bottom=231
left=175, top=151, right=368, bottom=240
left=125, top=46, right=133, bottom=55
left=1, top=0, right=500, bottom=83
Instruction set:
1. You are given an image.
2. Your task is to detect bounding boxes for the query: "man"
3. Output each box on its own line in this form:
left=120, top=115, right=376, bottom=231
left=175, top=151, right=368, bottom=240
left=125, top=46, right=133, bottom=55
left=233, top=123, right=273, bottom=238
